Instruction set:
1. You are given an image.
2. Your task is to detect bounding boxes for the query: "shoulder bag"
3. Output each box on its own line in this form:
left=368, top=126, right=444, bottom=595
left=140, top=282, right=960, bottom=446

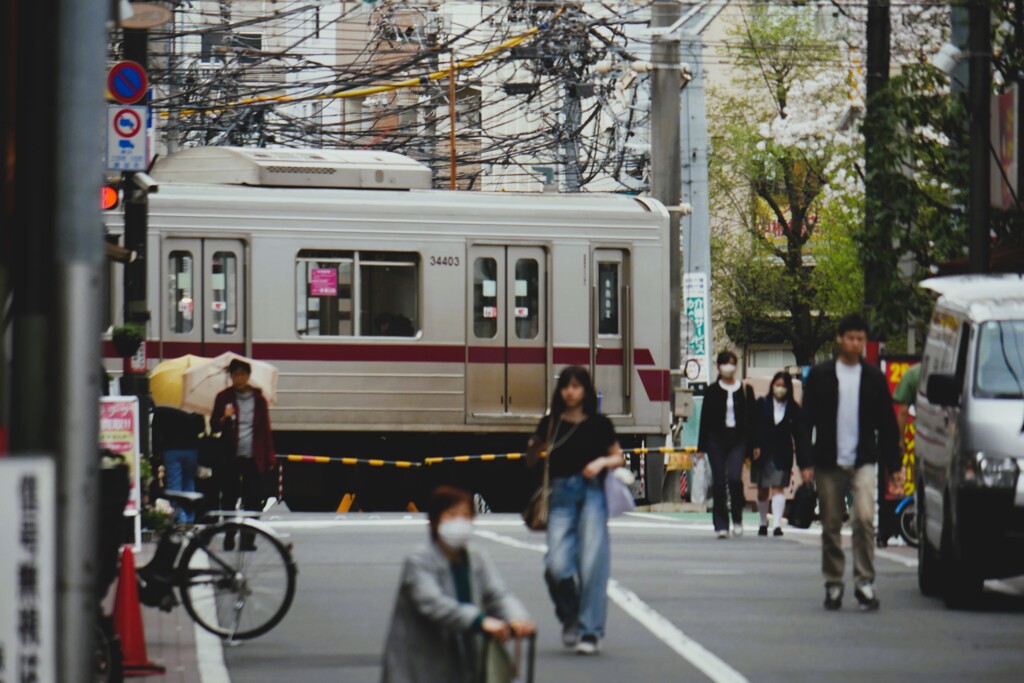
left=521, top=419, right=579, bottom=531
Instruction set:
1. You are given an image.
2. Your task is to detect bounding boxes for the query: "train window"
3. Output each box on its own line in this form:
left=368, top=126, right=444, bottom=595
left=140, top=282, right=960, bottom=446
left=360, top=252, right=418, bottom=337
left=211, top=252, right=238, bottom=334
left=514, top=259, right=539, bottom=340
left=598, top=262, right=620, bottom=335
left=474, top=258, right=498, bottom=339
left=168, top=251, right=195, bottom=334
left=296, top=250, right=354, bottom=337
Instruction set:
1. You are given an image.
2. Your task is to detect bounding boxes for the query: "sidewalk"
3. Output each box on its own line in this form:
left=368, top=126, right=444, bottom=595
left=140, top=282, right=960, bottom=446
left=109, top=542, right=208, bottom=683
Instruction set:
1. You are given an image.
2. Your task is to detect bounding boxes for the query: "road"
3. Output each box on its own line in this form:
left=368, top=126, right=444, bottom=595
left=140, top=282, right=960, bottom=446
left=213, top=510, right=1024, bottom=683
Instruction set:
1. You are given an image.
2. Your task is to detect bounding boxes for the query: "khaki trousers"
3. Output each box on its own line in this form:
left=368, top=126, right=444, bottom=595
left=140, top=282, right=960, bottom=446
left=817, top=464, right=876, bottom=587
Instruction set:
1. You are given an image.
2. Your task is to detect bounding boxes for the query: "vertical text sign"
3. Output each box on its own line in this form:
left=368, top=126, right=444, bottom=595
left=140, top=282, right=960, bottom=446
left=0, top=458, right=56, bottom=683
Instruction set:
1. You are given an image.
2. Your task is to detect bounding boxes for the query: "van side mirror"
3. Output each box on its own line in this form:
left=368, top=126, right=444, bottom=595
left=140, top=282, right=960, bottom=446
left=927, top=373, right=960, bottom=407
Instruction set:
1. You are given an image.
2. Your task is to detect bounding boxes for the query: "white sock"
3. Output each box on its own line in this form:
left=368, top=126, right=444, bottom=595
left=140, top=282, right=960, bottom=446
left=771, top=493, right=786, bottom=528
left=758, top=499, right=769, bottom=526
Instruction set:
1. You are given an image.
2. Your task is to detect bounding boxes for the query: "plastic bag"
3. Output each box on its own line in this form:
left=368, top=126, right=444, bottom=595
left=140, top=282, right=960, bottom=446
left=690, top=454, right=710, bottom=506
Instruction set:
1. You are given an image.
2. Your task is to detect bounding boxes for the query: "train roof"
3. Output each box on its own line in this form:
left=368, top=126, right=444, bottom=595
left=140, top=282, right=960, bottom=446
left=151, top=146, right=432, bottom=190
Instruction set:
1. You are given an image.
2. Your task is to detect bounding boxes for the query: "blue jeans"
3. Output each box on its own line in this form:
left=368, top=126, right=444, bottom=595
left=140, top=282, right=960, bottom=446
left=544, top=474, right=610, bottom=638
left=164, top=448, right=198, bottom=523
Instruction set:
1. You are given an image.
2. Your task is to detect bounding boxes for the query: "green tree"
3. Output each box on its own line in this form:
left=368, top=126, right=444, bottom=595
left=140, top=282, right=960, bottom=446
left=709, top=7, right=864, bottom=365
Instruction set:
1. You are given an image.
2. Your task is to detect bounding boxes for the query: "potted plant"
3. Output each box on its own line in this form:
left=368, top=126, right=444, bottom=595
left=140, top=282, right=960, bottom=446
left=111, top=323, right=145, bottom=358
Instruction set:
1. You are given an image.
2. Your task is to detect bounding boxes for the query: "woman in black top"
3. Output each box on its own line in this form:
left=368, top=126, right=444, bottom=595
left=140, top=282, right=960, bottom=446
left=697, top=350, right=756, bottom=538
left=753, top=371, right=808, bottom=537
left=527, top=366, right=624, bottom=655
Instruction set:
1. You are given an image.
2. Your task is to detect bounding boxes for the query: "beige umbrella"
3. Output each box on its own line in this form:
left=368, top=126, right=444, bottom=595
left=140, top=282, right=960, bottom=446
left=180, top=352, right=278, bottom=415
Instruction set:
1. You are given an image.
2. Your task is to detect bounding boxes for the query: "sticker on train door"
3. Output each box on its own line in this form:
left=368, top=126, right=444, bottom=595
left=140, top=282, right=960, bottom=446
left=514, top=307, right=529, bottom=318
left=483, top=306, right=498, bottom=318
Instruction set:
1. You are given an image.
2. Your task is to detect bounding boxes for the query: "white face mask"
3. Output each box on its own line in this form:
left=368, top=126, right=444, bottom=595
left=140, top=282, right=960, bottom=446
left=773, top=386, right=788, bottom=400
left=437, top=518, right=474, bottom=549
left=719, top=364, right=737, bottom=379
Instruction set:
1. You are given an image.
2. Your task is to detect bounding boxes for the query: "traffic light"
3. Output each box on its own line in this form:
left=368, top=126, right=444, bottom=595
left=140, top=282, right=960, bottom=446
left=102, top=183, right=120, bottom=210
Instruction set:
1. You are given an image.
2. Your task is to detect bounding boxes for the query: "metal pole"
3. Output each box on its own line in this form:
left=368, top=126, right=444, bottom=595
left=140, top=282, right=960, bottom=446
left=449, top=54, right=457, bottom=191
left=562, top=86, right=581, bottom=192
left=55, top=0, right=107, bottom=677
left=651, top=1, right=682, bottom=377
left=863, top=0, right=890, bottom=320
left=968, top=0, right=991, bottom=273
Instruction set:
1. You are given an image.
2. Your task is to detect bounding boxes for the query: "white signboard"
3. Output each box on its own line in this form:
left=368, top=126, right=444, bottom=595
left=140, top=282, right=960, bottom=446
left=106, top=105, right=148, bottom=172
left=99, top=397, right=143, bottom=548
left=683, top=272, right=711, bottom=385
left=0, top=458, right=56, bottom=683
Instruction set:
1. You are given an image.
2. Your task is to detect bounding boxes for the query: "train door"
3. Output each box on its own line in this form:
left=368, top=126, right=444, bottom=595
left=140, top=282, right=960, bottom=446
left=592, top=249, right=630, bottom=415
left=466, top=246, right=548, bottom=419
left=162, top=238, right=246, bottom=357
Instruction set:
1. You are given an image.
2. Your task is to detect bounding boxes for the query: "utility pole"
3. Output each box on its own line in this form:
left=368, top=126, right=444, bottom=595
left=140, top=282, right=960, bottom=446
left=649, top=0, right=682, bottom=504
left=863, top=0, right=890, bottom=326
left=561, top=86, right=582, bottom=192
left=968, top=0, right=991, bottom=273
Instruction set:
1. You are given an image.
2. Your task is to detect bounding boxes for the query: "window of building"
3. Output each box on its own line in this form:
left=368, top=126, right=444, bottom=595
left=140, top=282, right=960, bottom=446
left=201, top=32, right=262, bottom=64
left=296, top=250, right=417, bottom=338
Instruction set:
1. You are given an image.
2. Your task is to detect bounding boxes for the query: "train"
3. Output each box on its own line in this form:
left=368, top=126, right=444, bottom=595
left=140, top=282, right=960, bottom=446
left=103, top=146, right=673, bottom=511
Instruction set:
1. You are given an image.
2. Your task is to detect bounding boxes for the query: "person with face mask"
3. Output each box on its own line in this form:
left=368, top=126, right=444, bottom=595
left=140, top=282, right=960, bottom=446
left=697, top=351, right=757, bottom=538
left=381, top=486, right=535, bottom=683
left=752, top=372, right=809, bottom=537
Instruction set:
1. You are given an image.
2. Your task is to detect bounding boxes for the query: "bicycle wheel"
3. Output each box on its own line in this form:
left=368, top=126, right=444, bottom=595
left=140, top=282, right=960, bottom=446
left=94, top=614, right=123, bottom=683
left=898, top=502, right=919, bottom=547
left=178, top=521, right=297, bottom=640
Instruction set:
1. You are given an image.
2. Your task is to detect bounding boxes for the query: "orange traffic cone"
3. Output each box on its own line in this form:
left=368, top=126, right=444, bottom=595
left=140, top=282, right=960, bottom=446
left=113, top=546, right=166, bottom=676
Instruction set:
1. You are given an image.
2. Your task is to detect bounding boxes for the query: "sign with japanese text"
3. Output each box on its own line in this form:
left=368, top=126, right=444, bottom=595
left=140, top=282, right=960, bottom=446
left=309, top=268, right=338, bottom=297
left=0, top=457, right=56, bottom=683
left=880, top=357, right=920, bottom=500
left=683, top=272, right=711, bottom=385
left=106, top=105, right=148, bottom=171
left=99, top=397, right=143, bottom=547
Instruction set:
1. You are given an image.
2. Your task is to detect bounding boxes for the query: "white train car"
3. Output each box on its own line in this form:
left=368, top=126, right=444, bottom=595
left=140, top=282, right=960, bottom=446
left=103, top=147, right=671, bottom=510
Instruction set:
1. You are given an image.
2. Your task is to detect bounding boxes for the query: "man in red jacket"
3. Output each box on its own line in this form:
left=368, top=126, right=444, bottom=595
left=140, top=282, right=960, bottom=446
left=212, top=359, right=276, bottom=550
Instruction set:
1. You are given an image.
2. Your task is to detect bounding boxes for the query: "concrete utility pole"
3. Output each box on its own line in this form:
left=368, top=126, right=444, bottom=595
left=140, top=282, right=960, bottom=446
left=561, top=86, right=582, bottom=192
left=650, top=1, right=682, bottom=379
left=968, top=0, right=992, bottom=273
left=863, top=0, right=890, bottom=324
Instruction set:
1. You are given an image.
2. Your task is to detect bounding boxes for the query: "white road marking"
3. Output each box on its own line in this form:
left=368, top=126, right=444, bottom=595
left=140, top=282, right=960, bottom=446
left=189, top=553, right=232, bottom=683
left=473, top=528, right=750, bottom=683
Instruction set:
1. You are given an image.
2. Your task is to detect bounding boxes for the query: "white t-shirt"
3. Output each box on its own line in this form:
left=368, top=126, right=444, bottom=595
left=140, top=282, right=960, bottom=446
left=720, top=380, right=741, bottom=428
left=835, top=361, right=862, bottom=466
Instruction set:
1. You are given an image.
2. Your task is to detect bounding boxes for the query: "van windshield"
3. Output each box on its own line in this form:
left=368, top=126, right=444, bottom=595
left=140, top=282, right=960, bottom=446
left=974, top=320, right=1024, bottom=399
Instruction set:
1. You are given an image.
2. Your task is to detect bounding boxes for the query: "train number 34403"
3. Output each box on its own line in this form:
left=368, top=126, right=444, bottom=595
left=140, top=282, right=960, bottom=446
left=430, top=256, right=461, bottom=267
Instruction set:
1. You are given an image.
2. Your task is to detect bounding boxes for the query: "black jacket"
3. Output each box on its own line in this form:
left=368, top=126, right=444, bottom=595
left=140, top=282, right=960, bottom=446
left=151, top=407, right=207, bottom=455
left=697, top=381, right=757, bottom=455
left=756, top=397, right=810, bottom=471
left=800, top=359, right=900, bottom=471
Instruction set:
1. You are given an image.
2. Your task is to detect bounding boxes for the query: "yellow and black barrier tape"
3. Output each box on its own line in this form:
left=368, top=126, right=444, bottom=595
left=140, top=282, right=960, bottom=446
left=279, top=446, right=697, bottom=469
left=279, top=454, right=421, bottom=468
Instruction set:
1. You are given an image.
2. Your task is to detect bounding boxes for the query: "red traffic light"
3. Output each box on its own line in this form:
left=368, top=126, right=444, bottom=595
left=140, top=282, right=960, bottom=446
left=102, top=184, right=120, bottom=210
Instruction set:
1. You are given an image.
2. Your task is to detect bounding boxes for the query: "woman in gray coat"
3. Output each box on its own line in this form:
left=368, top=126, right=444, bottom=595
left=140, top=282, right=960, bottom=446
left=381, top=487, right=535, bottom=683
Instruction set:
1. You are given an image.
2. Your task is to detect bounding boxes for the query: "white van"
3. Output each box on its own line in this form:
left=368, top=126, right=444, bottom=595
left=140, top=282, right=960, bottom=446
left=915, top=274, right=1024, bottom=607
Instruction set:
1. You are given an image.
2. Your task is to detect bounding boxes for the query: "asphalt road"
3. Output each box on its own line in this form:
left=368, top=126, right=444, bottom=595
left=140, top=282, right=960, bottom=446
left=216, top=511, right=1024, bottom=683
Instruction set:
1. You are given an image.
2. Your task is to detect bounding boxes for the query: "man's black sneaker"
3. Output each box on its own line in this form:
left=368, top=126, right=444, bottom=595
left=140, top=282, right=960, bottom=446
left=824, top=584, right=843, bottom=611
left=854, top=584, right=880, bottom=611
left=758, top=525, right=769, bottom=536
left=773, top=527, right=784, bottom=537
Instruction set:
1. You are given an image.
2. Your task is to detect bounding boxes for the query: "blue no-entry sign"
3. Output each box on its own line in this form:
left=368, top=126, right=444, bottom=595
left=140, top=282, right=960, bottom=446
left=107, top=61, right=148, bottom=105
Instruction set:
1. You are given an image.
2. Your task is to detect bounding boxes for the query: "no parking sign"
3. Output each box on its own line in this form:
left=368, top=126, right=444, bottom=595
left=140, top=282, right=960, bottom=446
left=106, top=105, right=148, bottom=171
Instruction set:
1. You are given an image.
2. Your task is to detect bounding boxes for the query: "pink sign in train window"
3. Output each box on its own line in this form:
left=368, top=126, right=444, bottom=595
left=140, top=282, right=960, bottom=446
left=310, top=268, right=338, bottom=297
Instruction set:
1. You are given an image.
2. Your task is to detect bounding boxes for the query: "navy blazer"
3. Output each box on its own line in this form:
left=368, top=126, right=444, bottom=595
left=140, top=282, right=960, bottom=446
left=756, top=397, right=810, bottom=471
left=799, top=359, right=901, bottom=471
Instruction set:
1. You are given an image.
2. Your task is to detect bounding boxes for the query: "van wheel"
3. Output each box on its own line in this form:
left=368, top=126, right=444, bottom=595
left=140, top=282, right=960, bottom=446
left=917, top=495, right=943, bottom=597
left=941, top=504, right=984, bottom=609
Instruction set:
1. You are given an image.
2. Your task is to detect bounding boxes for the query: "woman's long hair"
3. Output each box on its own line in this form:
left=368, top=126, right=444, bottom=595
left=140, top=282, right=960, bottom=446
left=548, top=365, right=599, bottom=421
left=769, top=371, right=796, bottom=405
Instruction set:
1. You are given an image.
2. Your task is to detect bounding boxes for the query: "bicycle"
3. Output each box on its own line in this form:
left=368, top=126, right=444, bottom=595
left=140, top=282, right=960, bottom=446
left=896, top=494, right=919, bottom=548
left=136, top=491, right=298, bottom=641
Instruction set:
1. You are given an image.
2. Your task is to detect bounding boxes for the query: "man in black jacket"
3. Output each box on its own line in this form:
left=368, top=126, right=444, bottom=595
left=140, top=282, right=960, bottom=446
left=800, top=314, right=903, bottom=611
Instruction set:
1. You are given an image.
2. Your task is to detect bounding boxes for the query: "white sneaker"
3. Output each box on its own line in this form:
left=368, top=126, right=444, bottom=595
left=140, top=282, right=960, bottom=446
left=732, top=524, right=744, bottom=537
left=716, top=530, right=729, bottom=539
left=575, top=635, right=599, bottom=655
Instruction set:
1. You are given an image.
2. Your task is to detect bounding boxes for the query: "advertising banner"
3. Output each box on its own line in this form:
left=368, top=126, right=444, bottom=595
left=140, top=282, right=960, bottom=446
left=683, top=272, right=711, bottom=385
left=880, top=357, right=919, bottom=499
left=100, top=397, right=143, bottom=547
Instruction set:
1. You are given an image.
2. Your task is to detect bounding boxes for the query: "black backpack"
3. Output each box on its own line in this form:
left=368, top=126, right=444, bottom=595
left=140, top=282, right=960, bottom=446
left=789, top=483, right=817, bottom=529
